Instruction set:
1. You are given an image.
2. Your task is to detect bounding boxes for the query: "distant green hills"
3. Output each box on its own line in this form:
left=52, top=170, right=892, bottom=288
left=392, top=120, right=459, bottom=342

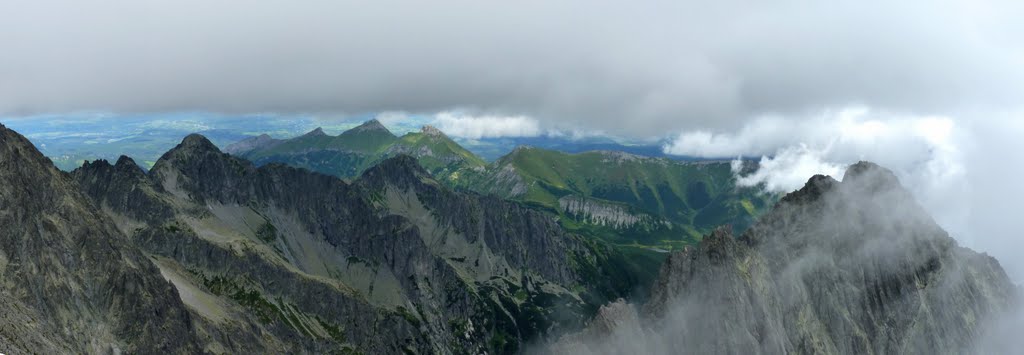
left=228, top=119, right=776, bottom=251
left=473, top=147, right=774, bottom=248
left=232, top=119, right=486, bottom=183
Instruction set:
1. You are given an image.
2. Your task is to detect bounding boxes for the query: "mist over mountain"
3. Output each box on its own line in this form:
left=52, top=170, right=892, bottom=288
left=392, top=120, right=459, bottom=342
left=549, top=162, right=1018, bottom=354
left=1, top=116, right=1019, bottom=354
left=2, top=1, right=1022, bottom=352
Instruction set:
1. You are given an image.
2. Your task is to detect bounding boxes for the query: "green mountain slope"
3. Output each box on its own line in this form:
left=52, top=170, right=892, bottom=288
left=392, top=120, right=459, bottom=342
left=228, top=120, right=776, bottom=250
left=382, top=125, right=487, bottom=186
left=71, top=134, right=647, bottom=353
left=470, top=147, right=776, bottom=248
left=235, top=120, right=484, bottom=183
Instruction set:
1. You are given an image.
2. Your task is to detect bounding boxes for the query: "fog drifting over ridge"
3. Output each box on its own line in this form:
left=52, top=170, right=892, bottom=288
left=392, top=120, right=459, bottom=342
left=667, top=108, right=1024, bottom=282
left=544, top=162, right=1020, bottom=354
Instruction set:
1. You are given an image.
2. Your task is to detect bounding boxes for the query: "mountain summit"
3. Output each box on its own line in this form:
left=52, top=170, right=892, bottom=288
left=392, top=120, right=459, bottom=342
left=228, top=119, right=483, bottom=182
left=0, top=124, right=200, bottom=353
left=556, top=162, right=1017, bottom=354
left=303, top=127, right=327, bottom=137
left=421, top=124, right=446, bottom=137
left=64, top=131, right=642, bottom=353
left=349, top=118, right=390, bottom=133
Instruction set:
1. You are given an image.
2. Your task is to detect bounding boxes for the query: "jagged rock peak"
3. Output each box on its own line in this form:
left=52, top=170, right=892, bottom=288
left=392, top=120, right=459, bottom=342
left=780, top=174, right=839, bottom=204
left=350, top=119, right=391, bottom=133
left=73, top=156, right=147, bottom=187
left=359, top=154, right=432, bottom=188
left=113, top=155, right=148, bottom=175
left=0, top=124, right=203, bottom=353
left=152, top=133, right=234, bottom=173
left=842, top=160, right=903, bottom=193
left=76, top=156, right=144, bottom=177
left=115, top=154, right=138, bottom=167
left=179, top=133, right=220, bottom=151
left=80, top=158, right=113, bottom=170
left=421, top=125, right=446, bottom=137
left=0, top=123, right=53, bottom=170
left=631, top=160, right=1017, bottom=354
left=1, top=122, right=27, bottom=147
left=303, top=127, right=327, bottom=137
left=780, top=161, right=904, bottom=205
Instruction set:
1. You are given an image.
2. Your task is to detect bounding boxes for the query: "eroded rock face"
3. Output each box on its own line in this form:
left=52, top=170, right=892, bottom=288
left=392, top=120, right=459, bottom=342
left=559, top=196, right=665, bottom=229
left=553, top=162, right=1017, bottom=355
left=71, top=133, right=635, bottom=354
left=0, top=124, right=201, bottom=354
left=76, top=134, right=442, bottom=353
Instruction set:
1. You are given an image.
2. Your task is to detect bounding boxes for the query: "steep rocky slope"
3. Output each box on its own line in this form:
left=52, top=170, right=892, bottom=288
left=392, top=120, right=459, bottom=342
left=73, top=133, right=638, bottom=353
left=0, top=124, right=201, bottom=354
left=228, top=120, right=775, bottom=252
left=553, top=162, right=1017, bottom=354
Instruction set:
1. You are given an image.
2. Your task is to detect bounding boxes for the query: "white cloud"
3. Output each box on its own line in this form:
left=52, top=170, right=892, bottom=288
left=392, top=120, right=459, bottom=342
left=431, top=112, right=541, bottom=139
left=666, top=108, right=964, bottom=195
left=1, top=1, right=1021, bottom=136
left=664, top=107, right=1024, bottom=282
left=663, top=117, right=805, bottom=157
left=733, top=144, right=845, bottom=192
left=374, top=111, right=412, bottom=126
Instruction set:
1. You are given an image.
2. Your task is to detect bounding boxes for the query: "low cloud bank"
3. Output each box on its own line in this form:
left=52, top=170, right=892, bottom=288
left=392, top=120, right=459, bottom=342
left=665, top=107, right=1024, bottom=283
left=431, top=112, right=542, bottom=139
left=542, top=161, right=1020, bottom=354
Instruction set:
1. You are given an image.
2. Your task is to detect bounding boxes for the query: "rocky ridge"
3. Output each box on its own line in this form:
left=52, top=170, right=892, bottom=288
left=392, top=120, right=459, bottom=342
left=0, top=124, right=201, bottom=354
left=71, top=133, right=637, bottom=353
left=552, top=162, right=1017, bottom=354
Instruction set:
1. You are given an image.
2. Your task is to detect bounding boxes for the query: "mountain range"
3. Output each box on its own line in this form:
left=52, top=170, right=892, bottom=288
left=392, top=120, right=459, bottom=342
left=553, top=162, right=1018, bottom=354
left=67, top=130, right=652, bottom=353
left=0, top=121, right=1016, bottom=354
left=228, top=120, right=776, bottom=251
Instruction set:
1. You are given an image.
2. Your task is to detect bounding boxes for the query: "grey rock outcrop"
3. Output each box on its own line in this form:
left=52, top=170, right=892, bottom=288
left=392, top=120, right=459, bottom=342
left=643, top=162, right=1017, bottom=354
left=559, top=196, right=663, bottom=229
left=71, top=133, right=637, bottom=353
left=0, top=124, right=201, bottom=354
left=552, top=162, right=1017, bottom=355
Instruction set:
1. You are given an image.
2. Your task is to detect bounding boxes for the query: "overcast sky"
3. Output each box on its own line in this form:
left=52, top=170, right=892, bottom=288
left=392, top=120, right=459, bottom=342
left=1, top=0, right=1021, bottom=133
left=3, top=0, right=1024, bottom=276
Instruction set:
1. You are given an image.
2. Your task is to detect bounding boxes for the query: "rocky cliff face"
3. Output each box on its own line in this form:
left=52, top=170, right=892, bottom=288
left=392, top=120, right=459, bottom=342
left=0, top=124, right=201, bottom=354
left=71, top=133, right=635, bottom=353
left=558, top=196, right=667, bottom=229
left=552, top=162, right=1017, bottom=354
